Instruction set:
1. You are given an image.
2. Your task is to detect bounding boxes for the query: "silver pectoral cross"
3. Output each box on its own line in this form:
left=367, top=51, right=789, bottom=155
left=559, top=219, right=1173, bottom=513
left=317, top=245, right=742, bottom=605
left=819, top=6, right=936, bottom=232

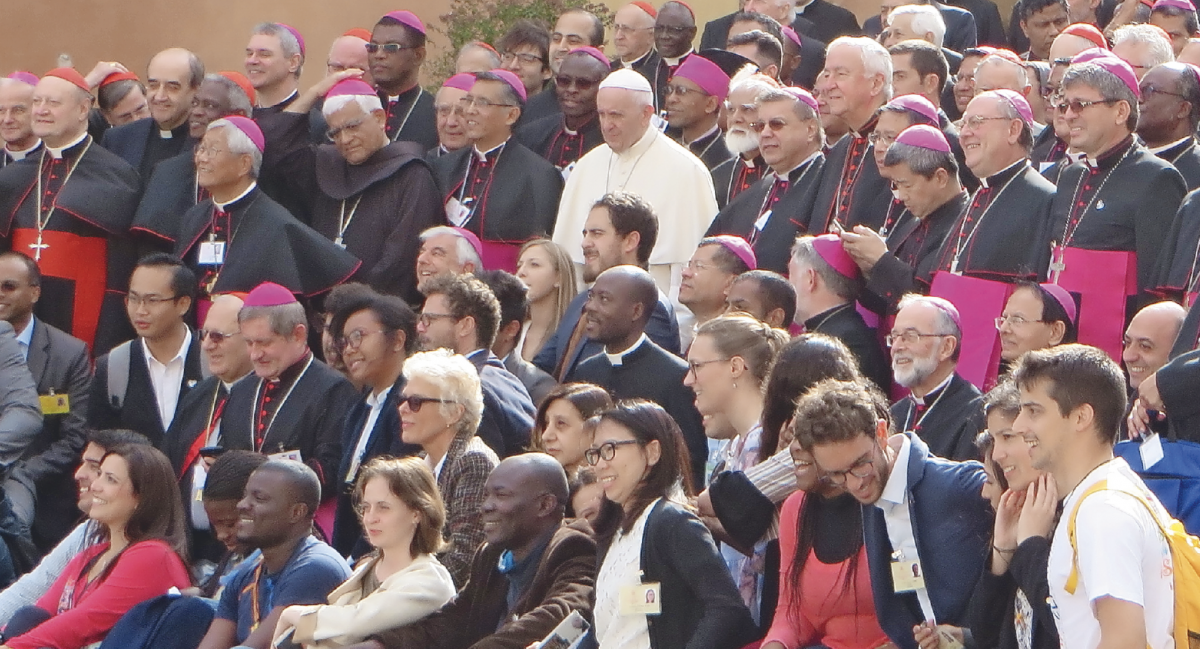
left=1048, top=244, right=1066, bottom=283
left=27, top=234, right=48, bottom=261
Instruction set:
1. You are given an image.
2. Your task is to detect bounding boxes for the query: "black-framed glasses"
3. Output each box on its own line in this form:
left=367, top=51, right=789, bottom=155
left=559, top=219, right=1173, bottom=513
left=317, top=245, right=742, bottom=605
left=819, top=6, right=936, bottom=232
left=749, top=117, right=790, bottom=133
left=1056, top=97, right=1118, bottom=114
left=398, top=394, right=452, bottom=413
left=687, top=357, right=729, bottom=376
left=198, top=329, right=240, bottom=344
left=418, top=312, right=459, bottom=327
left=995, top=314, right=1046, bottom=329
left=885, top=331, right=951, bottom=348
left=501, top=51, right=545, bottom=65
left=654, top=24, right=692, bottom=36
left=822, top=456, right=876, bottom=485
left=584, top=439, right=640, bottom=465
left=125, top=293, right=180, bottom=308
left=366, top=42, right=418, bottom=54
left=555, top=75, right=599, bottom=90
left=1140, top=84, right=1187, bottom=100
left=327, top=117, right=367, bottom=141
left=339, top=329, right=386, bottom=350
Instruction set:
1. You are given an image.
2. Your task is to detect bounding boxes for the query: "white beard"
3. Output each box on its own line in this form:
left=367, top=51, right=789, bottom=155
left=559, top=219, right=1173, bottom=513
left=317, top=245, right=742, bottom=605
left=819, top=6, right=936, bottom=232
left=893, top=352, right=939, bottom=388
left=724, top=128, right=759, bottom=155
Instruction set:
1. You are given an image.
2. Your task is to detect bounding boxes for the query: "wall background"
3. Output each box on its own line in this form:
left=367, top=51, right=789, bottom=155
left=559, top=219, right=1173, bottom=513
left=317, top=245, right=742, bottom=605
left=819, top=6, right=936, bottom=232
left=4, top=0, right=1015, bottom=87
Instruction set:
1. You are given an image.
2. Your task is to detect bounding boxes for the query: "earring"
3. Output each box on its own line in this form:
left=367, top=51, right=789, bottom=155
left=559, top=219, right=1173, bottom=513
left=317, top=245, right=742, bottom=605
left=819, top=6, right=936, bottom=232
left=732, top=381, right=738, bottom=390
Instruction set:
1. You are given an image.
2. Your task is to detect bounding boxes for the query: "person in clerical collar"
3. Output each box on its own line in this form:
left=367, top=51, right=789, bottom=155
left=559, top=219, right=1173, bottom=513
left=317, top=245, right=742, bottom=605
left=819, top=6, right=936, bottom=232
left=887, top=294, right=986, bottom=461
left=656, top=2, right=697, bottom=68
left=665, top=53, right=733, bottom=170
left=432, top=73, right=474, bottom=157
left=680, top=237, right=756, bottom=344
left=326, top=29, right=371, bottom=83
left=0, top=73, right=41, bottom=166
left=416, top=226, right=483, bottom=295
left=498, top=20, right=553, bottom=101
left=369, top=10, right=436, bottom=148
left=713, top=71, right=777, bottom=209
left=613, top=2, right=658, bottom=70
left=1150, top=0, right=1200, bottom=56
left=724, top=269, right=796, bottom=329
left=515, top=47, right=608, bottom=171
left=1136, top=62, right=1200, bottom=189
left=245, top=22, right=305, bottom=115
left=95, top=70, right=151, bottom=129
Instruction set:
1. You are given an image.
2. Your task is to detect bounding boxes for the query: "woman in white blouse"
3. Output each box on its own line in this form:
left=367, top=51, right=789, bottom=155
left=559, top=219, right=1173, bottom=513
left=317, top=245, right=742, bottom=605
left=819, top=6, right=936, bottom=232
left=272, top=456, right=456, bottom=648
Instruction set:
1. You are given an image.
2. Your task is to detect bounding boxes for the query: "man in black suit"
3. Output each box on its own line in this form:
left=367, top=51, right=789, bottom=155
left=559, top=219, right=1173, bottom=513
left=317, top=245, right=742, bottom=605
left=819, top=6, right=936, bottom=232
left=0, top=252, right=91, bottom=553
left=570, top=265, right=707, bottom=487
left=100, top=48, right=204, bottom=179
left=793, top=0, right=863, bottom=43
left=416, top=273, right=536, bottom=458
left=704, top=10, right=829, bottom=89
left=89, top=253, right=204, bottom=448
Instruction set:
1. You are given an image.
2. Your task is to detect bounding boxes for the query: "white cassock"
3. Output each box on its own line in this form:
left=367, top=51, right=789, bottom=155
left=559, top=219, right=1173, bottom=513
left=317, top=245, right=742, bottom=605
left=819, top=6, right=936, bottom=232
left=553, top=125, right=718, bottom=329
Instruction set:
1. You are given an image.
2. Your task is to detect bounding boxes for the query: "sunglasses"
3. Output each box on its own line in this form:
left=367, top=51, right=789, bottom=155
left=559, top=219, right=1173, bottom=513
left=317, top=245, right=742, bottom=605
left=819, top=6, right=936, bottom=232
left=398, top=394, right=452, bottom=413
left=366, top=42, right=418, bottom=54
left=748, top=117, right=790, bottom=133
left=198, top=329, right=240, bottom=344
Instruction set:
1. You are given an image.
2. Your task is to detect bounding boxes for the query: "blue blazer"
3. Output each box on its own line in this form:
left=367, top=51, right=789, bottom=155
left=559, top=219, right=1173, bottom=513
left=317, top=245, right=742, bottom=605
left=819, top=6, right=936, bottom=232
left=862, top=433, right=992, bottom=649
left=532, top=290, right=681, bottom=379
left=467, top=350, right=536, bottom=458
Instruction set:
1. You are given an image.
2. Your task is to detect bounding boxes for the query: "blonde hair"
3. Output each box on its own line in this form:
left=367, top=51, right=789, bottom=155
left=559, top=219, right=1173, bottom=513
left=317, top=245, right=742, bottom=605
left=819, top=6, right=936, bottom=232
left=356, top=456, right=446, bottom=556
left=519, top=239, right=578, bottom=334
left=695, top=313, right=790, bottom=387
left=402, top=349, right=484, bottom=437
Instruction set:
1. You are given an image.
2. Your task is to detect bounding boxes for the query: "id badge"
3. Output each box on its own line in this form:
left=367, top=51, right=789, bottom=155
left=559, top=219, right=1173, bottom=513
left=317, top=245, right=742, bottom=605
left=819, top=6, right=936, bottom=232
left=1140, top=432, right=1165, bottom=469
left=270, top=449, right=303, bottom=463
left=891, top=558, right=926, bottom=592
left=198, top=241, right=226, bottom=265
left=754, top=210, right=772, bottom=232
left=618, top=582, right=662, bottom=616
left=39, top=393, right=70, bottom=415
left=444, top=197, right=472, bottom=227
left=560, top=161, right=576, bottom=182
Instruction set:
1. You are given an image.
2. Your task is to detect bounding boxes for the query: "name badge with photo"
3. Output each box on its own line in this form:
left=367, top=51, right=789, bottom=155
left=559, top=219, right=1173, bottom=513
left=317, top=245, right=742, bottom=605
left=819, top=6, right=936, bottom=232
left=618, top=582, right=661, bottom=616
left=39, top=393, right=70, bottom=415
left=444, top=197, right=472, bottom=227
left=198, top=241, right=226, bottom=265
left=891, top=558, right=926, bottom=593
left=269, top=449, right=303, bottom=463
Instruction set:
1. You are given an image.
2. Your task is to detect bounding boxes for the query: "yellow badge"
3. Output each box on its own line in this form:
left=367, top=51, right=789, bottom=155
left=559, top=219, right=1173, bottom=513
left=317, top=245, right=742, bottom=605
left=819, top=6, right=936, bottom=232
left=891, top=558, right=926, bottom=593
left=39, top=393, right=69, bottom=415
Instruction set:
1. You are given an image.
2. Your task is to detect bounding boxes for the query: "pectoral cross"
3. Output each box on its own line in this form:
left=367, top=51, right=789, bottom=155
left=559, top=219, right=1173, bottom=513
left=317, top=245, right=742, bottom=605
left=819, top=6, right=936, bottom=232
left=1049, top=244, right=1066, bottom=283
left=334, top=236, right=345, bottom=249
left=27, top=234, right=48, bottom=261
left=950, top=254, right=962, bottom=276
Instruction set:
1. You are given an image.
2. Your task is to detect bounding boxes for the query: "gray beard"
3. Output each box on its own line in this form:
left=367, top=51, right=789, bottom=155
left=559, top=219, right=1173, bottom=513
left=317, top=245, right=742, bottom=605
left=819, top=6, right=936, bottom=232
left=893, top=353, right=939, bottom=388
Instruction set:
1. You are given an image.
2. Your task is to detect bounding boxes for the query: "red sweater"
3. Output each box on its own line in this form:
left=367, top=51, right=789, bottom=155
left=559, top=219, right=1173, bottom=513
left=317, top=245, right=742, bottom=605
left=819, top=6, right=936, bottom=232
left=761, top=492, right=890, bottom=649
left=8, top=539, right=191, bottom=649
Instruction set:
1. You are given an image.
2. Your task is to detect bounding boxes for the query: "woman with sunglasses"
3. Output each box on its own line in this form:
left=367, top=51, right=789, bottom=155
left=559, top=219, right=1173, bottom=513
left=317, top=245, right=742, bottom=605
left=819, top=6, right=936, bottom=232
left=530, top=382, right=613, bottom=476
left=397, top=349, right=497, bottom=587
left=515, top=239, right=578, bottom=362
left=2, top=445, right=191, bottom=649
left=588, top=400, right=755, bottom=649
left=272, top=456, right=456, bottom=649
left=326, top=290, right=420, bottom=558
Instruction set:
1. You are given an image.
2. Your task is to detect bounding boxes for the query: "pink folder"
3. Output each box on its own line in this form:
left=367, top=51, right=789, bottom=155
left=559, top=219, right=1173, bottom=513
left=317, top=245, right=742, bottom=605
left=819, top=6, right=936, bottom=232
left=930, top=271, right=1014, bottom=391
left=1051, top=246, right=1137, bottom=360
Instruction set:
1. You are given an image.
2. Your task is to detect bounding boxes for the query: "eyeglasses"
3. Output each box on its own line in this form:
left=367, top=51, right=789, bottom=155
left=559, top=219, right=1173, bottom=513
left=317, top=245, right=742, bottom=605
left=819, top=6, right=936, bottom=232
left=654, top=25, right=692, bottom=36
left=366, top=42, right=418, bottom=54
left=418, top=312, right=459, bottom=327
left=995, top=314, right=1046, bottom=329
left=198, top=329, right=240, bottom=344
left=665, top=84, right=704, bottom=97
left=194, top=145, right=227, bottom=158
left=822, top=456, right=876, bottom=485
left=687, top=357, right=729, bottom=376
left=125, top=293, right=180, bottom=307
left=1055, top=97, right=1118, bottom=114
left=1040, top=84, right=1060, bottom=99
left=885, top=331, right=951, bottom=347
left=398, top=394, right=452, bottom=412
left=501, top=51, right=545, bottom=65
left=584, top=439, right=640, bottom=465
left=327, top=117, right=368, bottom=141
left=339, top=329, right=386, bottom=350
left=684, top=259, right=715, bottom=272
left=1140, top=84, right=1187, bottom=100
left=460, top=95, right=519, bottom=109
left=867, top=131, right=898, bottom=146
left=555, top=75, right=599, bottom=91
left=961, top=115, right=1013, bottom=130
left=749, top=117, right=790, bottom=133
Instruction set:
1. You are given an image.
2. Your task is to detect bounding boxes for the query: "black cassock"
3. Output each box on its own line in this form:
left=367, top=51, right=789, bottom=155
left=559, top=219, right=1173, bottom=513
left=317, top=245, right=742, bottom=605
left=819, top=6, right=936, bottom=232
left=803, top=302, right=892, bottom=393
left=1050, top=137, right=1186, bottom=300
left=173, top=186, right=360, bottom=299
left=131, top=149, right=201, bottom=244
left=930, top=160, right=1054, bottom=282
left=680, top=127, right=732, bottom=172
left=514, top=113, right=604, bottom=173
left=430, top=140, right=563, bottom=271
left=221, top=354, right=360, bottom=493
left=570, top=339, right=708, bottom=489
left=379, top=85, right=438, bottom=151
left=1155, top=188, right=1200, bottom=301
left=1155, top=138, right=1200, bottom=191
left=260, top=112, right=444, bottom=304
left=864, top=192, right=969, bottom=314
left=889, top=373, right=986, bottom=461
left=514, top=87, right=561, bottom=129
left=705, top=153, right=825, bottom=274
left=0, top=136, right=139, bottom=354
left=711, top=153, right=768, bottom=210
left=809, top=118, right=892, bottom=232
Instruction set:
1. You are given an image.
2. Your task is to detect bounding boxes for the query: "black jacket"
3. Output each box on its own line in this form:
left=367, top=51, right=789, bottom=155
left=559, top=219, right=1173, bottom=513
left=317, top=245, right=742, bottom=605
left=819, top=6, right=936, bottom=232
left=968, top=536, right=1057, bottom=649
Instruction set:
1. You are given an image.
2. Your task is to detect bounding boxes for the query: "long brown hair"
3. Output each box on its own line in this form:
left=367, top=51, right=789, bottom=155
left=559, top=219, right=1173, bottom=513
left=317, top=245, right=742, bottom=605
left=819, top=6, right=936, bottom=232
left=94, top=444, right=189, bottom=563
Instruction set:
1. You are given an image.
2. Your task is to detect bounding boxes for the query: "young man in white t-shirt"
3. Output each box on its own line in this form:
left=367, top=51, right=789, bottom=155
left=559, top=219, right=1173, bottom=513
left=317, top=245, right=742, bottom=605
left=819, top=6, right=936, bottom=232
left=1011, top=344, right=1175, bottom=649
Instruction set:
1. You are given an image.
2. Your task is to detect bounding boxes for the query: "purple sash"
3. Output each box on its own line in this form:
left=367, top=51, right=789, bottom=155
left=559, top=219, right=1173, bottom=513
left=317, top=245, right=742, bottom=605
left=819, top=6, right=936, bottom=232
left=930, top=271, right=1013, bottom=391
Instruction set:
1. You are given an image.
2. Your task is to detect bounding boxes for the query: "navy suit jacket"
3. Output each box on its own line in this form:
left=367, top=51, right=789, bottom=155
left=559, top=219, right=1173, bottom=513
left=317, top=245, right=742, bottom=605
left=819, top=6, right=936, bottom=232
left=862, top=433, right=992, bottom=649
left=467, top=350, right=535, bottom=458
left=532, top=289, right=681, bottom=379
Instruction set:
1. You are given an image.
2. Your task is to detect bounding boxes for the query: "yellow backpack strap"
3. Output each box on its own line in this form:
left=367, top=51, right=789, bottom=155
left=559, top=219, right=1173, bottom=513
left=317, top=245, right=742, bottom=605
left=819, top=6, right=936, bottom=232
left=1065, top=480, right=1110, bottom=595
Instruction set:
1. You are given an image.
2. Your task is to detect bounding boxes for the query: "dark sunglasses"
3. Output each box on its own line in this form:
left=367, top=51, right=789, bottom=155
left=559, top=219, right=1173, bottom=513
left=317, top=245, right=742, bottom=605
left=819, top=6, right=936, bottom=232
left=398, top=394, right=451, bottom=412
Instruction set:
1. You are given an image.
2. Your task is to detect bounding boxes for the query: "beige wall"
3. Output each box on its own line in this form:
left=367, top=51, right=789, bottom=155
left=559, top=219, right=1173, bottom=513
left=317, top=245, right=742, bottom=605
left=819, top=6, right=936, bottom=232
left=5, top=0, right=1014, bottom=89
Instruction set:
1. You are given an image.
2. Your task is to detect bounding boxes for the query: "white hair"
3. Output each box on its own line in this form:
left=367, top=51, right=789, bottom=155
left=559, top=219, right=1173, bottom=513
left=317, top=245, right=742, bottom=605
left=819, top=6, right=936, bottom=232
left=730, top=71, right=780, bottom=100
left=420, top=226, right=483, bottom=270
left=202, top=73, right=253, bottom=116
left=830, top=36, right=895, bottom=100
left=889, top=5, right=946, bottom=48
left=402, top=349, right=484, bottom=437
left=206, top=118, right=262, bottom=177
left=322, top=93, right=384, bottom=118
left=1113, top=23, right=1176, bottom=69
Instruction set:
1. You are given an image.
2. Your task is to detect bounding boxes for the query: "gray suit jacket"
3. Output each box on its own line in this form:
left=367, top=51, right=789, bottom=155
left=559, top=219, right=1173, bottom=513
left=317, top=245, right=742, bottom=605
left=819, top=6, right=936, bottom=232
left=0, top=321, right=42, bottom=478
left=504, top=350, right=556, bottom=407
left=13, top=319, right=90, bottom=485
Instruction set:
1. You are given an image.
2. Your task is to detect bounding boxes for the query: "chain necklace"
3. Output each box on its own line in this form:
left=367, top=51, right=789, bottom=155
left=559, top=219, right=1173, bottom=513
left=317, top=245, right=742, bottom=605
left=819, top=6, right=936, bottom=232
left=949, top=163, right=1023, bottom=274
left=1050, top=145, right=1134, bottom=281
left=29, top=139, right=93, bottom=261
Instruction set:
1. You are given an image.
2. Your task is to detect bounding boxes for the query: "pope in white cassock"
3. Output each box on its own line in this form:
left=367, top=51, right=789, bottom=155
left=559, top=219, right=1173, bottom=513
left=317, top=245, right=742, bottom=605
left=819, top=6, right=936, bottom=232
left=553, top=68, right=719, bottom=306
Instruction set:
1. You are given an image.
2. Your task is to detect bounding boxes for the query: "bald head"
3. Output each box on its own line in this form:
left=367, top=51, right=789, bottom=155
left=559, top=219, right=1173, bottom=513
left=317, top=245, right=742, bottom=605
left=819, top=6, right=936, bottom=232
left=496, top=453, right=570, bottom=506
left=328, top=35, right=369, bottom=77
left=1180, top=38, right=1200, bottom=65
left=1123, top=300, right=1187, bottom=389
left=1049, top=32, right=1102, bottom=62
left=600, top=265, right=658, bottom=323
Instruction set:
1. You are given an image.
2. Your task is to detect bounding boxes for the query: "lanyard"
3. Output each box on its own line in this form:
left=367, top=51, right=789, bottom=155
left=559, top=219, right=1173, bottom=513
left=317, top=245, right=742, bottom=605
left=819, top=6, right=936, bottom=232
left=250, top=355, right=313, bottom=452
left=244, top=557, right=275, bottom=632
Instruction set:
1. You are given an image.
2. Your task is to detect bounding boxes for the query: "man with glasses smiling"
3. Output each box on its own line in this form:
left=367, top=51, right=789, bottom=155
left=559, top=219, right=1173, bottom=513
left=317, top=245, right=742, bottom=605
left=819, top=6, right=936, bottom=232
left=367, top=11, right=437, bottom=149
left=516, top=47, right=609, bottom=175
left=89, top=253, right=204, bottom=447
left=664, top=53, right=736, bottom=170
left=794, top=378, right=990, bottom=649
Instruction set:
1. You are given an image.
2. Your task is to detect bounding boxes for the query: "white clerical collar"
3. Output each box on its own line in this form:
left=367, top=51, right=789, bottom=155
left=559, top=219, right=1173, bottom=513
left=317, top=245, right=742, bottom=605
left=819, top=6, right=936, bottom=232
left=774, top=150, right=821, bottom=180
left=911, top=372, right=954, bottom=406
left=159, top=127, right=175, bottom=139
left=663, top=50, right=693, bottom=67
left=878, top=434, right=913, bottom=506
left=473, top=139, right=508, bottom=162
left=6, top=140, right=40, bottom=161
left=979, top=158, right=1026, bottom=188
left=605, top=333, right=648, bottom=366
left=46, top=132, right=87, bottom=159
left=686, top=123, right=720, bottom=147
left=214, top=182, right=258, bottom=210
left=1148, top=136, right=1193, bottom=155
left=743, top=155, right=756, bottom=168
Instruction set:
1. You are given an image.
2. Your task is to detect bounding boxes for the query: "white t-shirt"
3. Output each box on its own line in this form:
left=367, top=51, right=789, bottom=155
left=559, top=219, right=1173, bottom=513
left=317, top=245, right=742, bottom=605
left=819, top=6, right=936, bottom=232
left=1047, top=458, right=1174, bottom=649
